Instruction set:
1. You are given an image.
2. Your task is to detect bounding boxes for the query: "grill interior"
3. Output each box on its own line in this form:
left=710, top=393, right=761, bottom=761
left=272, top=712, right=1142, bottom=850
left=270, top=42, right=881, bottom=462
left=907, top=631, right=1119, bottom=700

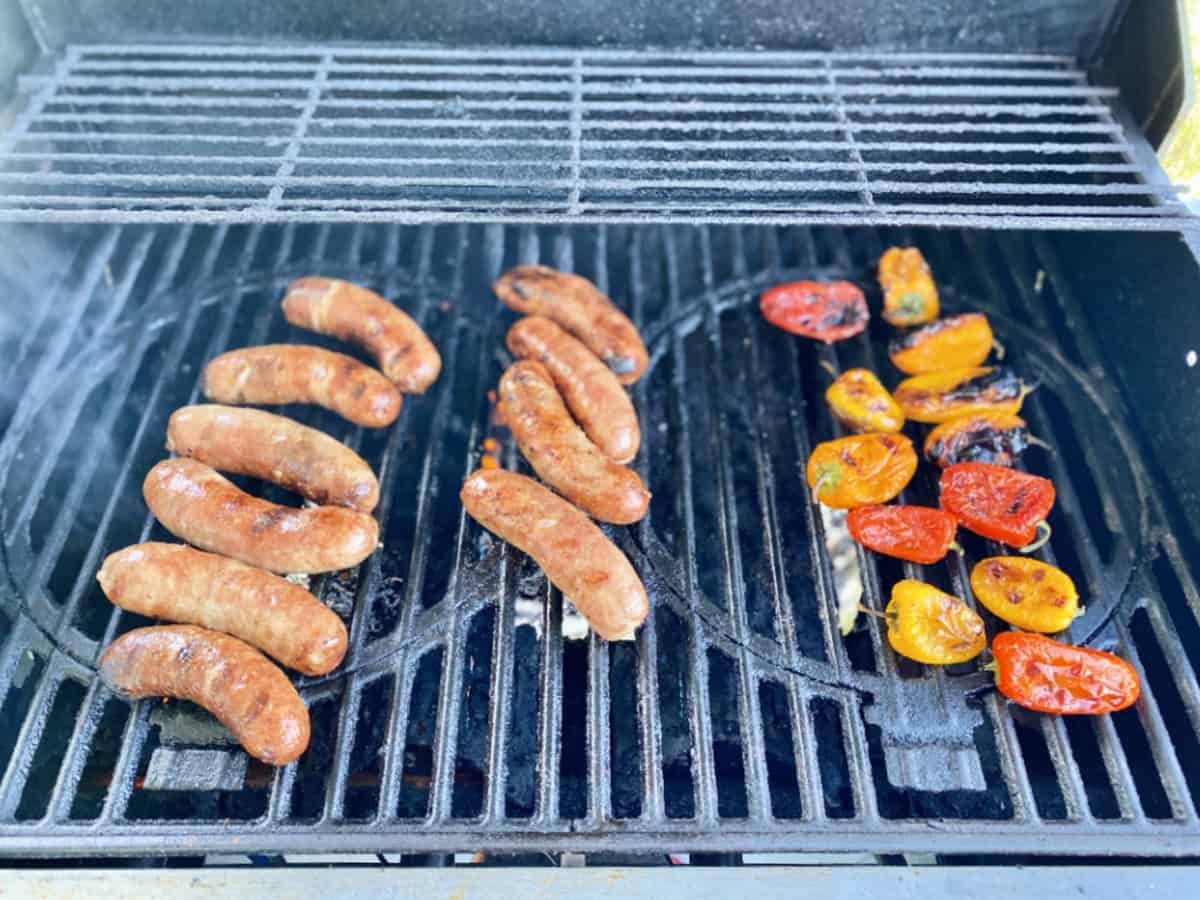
left=1, top=220, right=1199, bottom=857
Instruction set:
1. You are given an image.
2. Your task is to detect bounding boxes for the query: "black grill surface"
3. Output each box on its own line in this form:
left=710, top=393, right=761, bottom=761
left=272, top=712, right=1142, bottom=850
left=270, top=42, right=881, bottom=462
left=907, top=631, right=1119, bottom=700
left=0, top=222, right=1198, bottom=856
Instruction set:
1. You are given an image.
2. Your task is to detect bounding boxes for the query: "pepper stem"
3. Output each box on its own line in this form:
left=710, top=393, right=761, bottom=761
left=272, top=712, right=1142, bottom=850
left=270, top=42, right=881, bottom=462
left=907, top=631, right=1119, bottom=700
left=948, top=540, right=965, bottom=556
left=819, top=359, right=840, bottom=380
left=1018, top=520, right=1052, bottom=554
left=1026, top=435, right=1055, bottom=453
left=992, top=338, right=1007, bottom=361
left=982, top=660, right=999, bottom=674
left=857, top=605, right=888, bottom=620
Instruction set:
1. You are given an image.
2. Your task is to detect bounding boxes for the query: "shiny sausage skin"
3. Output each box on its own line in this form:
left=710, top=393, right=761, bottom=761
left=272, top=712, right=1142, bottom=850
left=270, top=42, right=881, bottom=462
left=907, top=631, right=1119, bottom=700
left=204, top=344, right=401, bottom=428
left=98, top=543, right=348, bottom=676
left=166, top=404, right=379, bottom=513
left=506, top=316, right=640, bottom=464
left=143, top=458, right=379, bottom=574
left=282, top=277, right=441, bottom=394
left=99, top=625, right=310, bottom=765
left=494, top=265, right=648, bottom=385
left=499, top=361, right=649, bottom=525
left=460, top=469, right=648, bottom=640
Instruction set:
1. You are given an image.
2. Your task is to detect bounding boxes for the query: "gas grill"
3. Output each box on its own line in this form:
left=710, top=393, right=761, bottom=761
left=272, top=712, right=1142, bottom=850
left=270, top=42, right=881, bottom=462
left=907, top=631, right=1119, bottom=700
left=1, top=0, right=1200, bottom=878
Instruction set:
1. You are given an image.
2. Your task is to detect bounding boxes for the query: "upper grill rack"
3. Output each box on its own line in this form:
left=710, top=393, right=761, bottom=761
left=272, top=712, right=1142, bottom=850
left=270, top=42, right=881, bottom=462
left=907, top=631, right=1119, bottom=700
left=0, top=45, right=1194, bottom=229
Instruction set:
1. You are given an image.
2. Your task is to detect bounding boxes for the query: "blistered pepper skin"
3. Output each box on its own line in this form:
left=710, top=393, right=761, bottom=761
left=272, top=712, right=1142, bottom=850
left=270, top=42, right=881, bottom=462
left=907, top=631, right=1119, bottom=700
left=847, top=505, right=958, bottom=564
left=940, top=462, right=1055, bottom=548
left=924, top=412, right=1032, bottom=468
left=889, top=313, right=995, bottom=375
left=992, top=632, right=1140, bottom=715
left=878, top=247, right=939, bottom=326
left=805, top=433, right=917, bottom=510
left=760, top=281, right=869, bottom=342
left=825, top=368, right=905, bottom=434
left=884, top=579, right=986, bottom=665
left=894, top=366, right=1027, bottom=424
left=970, top=557, right=1079, bottom=633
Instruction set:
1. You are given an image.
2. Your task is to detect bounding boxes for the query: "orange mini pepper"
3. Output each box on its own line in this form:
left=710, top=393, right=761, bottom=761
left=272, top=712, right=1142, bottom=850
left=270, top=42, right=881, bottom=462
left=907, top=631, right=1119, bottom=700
left=805, top=433, right=917, bottom=509
left=888, top=313, right=997, bottom=375
left=878, top=247, right=939, bottom=326
left=893, top=366, right=1029, bottom=424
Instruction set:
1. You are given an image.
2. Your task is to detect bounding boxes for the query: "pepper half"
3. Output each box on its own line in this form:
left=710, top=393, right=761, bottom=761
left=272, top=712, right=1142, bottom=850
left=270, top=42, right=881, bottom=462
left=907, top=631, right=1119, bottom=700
left=847, top=505, right=959, bottom=564
left=825, top=368, right=905, bottom=433
left=924, top=412, right=1034, bottom=468
left=888, top=312, right=996, bottom=375
left=884, top=579, right=986, bottom=665
left=970, top=557, right=1080, bottom=633
left=893, top=366, right=1029, bottom=424
left=760, top=281, right=869, bottom=343
left=940, top=462, right=1055, bottom=550
left=805, top=433, right=917, bottom=509
left=878, top=247, right=939, bottom=326
left=991, top=632, right=1140, bottom=715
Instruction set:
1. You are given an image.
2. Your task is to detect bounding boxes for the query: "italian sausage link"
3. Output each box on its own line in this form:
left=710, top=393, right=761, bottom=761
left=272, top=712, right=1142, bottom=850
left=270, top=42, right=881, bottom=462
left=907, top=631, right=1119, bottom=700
left=143, top=458, right=379, bottom=574
left=167, top=404, right=379, bottom=513
left=98, top=543, right=348, bottom=676
left=494, top=265, right=648, bottom=385
left=204, top=344, right=401, bottom=428
left=506, top=316, right=640, bottom=464
left=460, top=469, right=648, bottom=640
left=99, top=625, right=310, bottom=765
left=499, top=361, right=649, bottom=525
left=283, top=277, right=441, bottom=394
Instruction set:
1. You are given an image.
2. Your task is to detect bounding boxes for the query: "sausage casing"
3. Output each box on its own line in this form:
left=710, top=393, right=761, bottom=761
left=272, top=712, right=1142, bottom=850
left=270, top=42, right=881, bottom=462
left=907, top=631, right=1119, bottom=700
left=166, top=404, right=379, bottom=513
left=282, top=277, right=441, bottom=394
left=204, top=344, right=401, bottom=428
left=494, top=265, right=648, bottom=385
left=98, top=542, right=348, bottom=676
left=499, top=360, right=649, bottom=525
left=460, top=469, right=648, bottom=640
left=506, top=316, right=640, bottom=464
left=99, top=625, right=310, bottom=765
left=143, top=458, right=379, bottom=574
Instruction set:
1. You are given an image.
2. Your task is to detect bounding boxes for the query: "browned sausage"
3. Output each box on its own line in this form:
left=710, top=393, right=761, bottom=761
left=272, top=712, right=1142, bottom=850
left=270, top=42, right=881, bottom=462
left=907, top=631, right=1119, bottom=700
left=99, top=625, right=310, bottom=765
left=166, top=404, right=379, bottom=513
left=499, top=361, right=649, bottom=525
left=460, top=469, right=647, bottom=640
left=494, top=265, right=648, bottom=385
left=143, top=458, right=379, bottom=574
left=282, top=277, right=441, bottom=394
left=98, top=543, right=348, bottom=676
left=506, top=316, right=640, bottom=464
left=203, top=344, right=401, bottom=429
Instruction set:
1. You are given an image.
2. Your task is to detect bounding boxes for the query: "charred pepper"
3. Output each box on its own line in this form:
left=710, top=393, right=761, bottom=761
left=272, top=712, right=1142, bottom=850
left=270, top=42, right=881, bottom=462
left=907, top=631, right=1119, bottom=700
left=970, top=557, right=1080, bottom=633
left=825, top=368, right=905, bottom=433
left=924, top=412, right=1042, bottom=468
left=991, top=632, right=1140, bottom=715
left=883, top=579, right=986, bottom=665
left=847, top=505, right=959, bottom=564
left=888, top=312, right=999, bottom=375
left=878, top=246, right=939, bottom=326
left=805, top=433, right=917, bottom=509
left=940, top=462, right=1055, bottom=551
left=760, top=281, right=869, bottom=342
left=893, top=366, right=1029, bottom=424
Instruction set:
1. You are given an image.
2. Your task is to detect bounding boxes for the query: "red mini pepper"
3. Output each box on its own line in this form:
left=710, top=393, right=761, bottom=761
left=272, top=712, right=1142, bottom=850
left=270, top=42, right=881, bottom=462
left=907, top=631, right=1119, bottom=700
left=940, top=462, right=1055, bottom=551
left=760, top=281, right=869, bottom=343
left=846, top=505, right=959, bottom=564
left=991, top=632, right=1140, bottom=715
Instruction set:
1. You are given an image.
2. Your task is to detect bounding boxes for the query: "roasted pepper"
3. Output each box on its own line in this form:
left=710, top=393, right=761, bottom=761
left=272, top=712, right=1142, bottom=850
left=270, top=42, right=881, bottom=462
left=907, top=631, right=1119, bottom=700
left=760, top=280, right=869, bottom=343
left=805, top=433, right=917, bottom=509
left=883, top=579, right=985, bottom=665
left=924, top=412, right=1042, bottom=468
left=970, top=557, right=1080, bottom=633
left=893, top=366, right=1029, bottom=424
left=878, top=247, right=939, bottom=326
left=940, top=462, right=1055, bottom=551
left=825, top=368, right=905, bottom=433
left=847, top=505, right=959, bottom=564
left=888, top=313, right=998, bottom=375
left=991, top=632, right=1140, bottom=715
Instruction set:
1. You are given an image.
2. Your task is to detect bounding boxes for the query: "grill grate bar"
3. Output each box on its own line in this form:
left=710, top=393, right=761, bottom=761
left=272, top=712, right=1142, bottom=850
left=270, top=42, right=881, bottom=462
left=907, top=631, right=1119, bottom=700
left=0, top=665, right=66, bottom=818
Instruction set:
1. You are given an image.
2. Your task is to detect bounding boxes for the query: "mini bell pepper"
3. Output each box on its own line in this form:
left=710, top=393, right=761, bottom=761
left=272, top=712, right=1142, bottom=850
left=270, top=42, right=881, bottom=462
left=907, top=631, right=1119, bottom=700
left=825, top=368, right=905, bottom=433
left=878, top=247, right=939, bottom=326
left=805, top=433, right=917, bottom=509
left=760, top=280, right=869, bottom=342
left=970, top=557, right=1080, bottom=633
left=924, top=412, right=1042, bottom=468
left=884, top=579, right=986, bottom=665
left=888, top=312, right=998, bottom=375
left=991, top=632, right=1140, bottom=715
left=940, top=462, right=1055, bottom=551
left=893, top=366, right=1029, bottom=424
left=847, top=505, right=958, bottom=564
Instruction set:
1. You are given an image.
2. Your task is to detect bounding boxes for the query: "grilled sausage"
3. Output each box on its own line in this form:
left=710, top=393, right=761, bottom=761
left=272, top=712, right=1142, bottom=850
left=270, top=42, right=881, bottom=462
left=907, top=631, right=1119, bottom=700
left=99, top=625, right=310, bottom=765
left=499, top=361, right=649, bottom=525
left=460, top=469, right=648, bottom=640
left=166, top=404, right=379, bottom=513
left=282, top=277, right=441, bottom=394
left=494, top=265, right=648, bottom=385
left=98, top=543, right=348, bottom=676
left=143, top=458, right=378, bottom=574
left=204, top=344, right=401, bottom=429
left=506, top=316, right=640, bottom=464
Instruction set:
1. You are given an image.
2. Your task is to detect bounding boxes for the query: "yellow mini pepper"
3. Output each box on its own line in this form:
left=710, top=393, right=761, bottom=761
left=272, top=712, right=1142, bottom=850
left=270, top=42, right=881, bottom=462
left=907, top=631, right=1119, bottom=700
left=878, top=247, right=939, bottom=326
left=884, top=579, right=986, bottom=665
left=970, top=557, right=1081, bottom=634
left=825, top=368, right=905, bottom=433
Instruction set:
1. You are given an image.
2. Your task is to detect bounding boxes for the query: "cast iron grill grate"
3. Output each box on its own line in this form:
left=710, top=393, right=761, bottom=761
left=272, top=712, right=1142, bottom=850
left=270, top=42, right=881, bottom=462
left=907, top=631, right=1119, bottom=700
left=0, top=221, right=1198, bottom=856
left=0, top=45, right=1194, bottom=229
